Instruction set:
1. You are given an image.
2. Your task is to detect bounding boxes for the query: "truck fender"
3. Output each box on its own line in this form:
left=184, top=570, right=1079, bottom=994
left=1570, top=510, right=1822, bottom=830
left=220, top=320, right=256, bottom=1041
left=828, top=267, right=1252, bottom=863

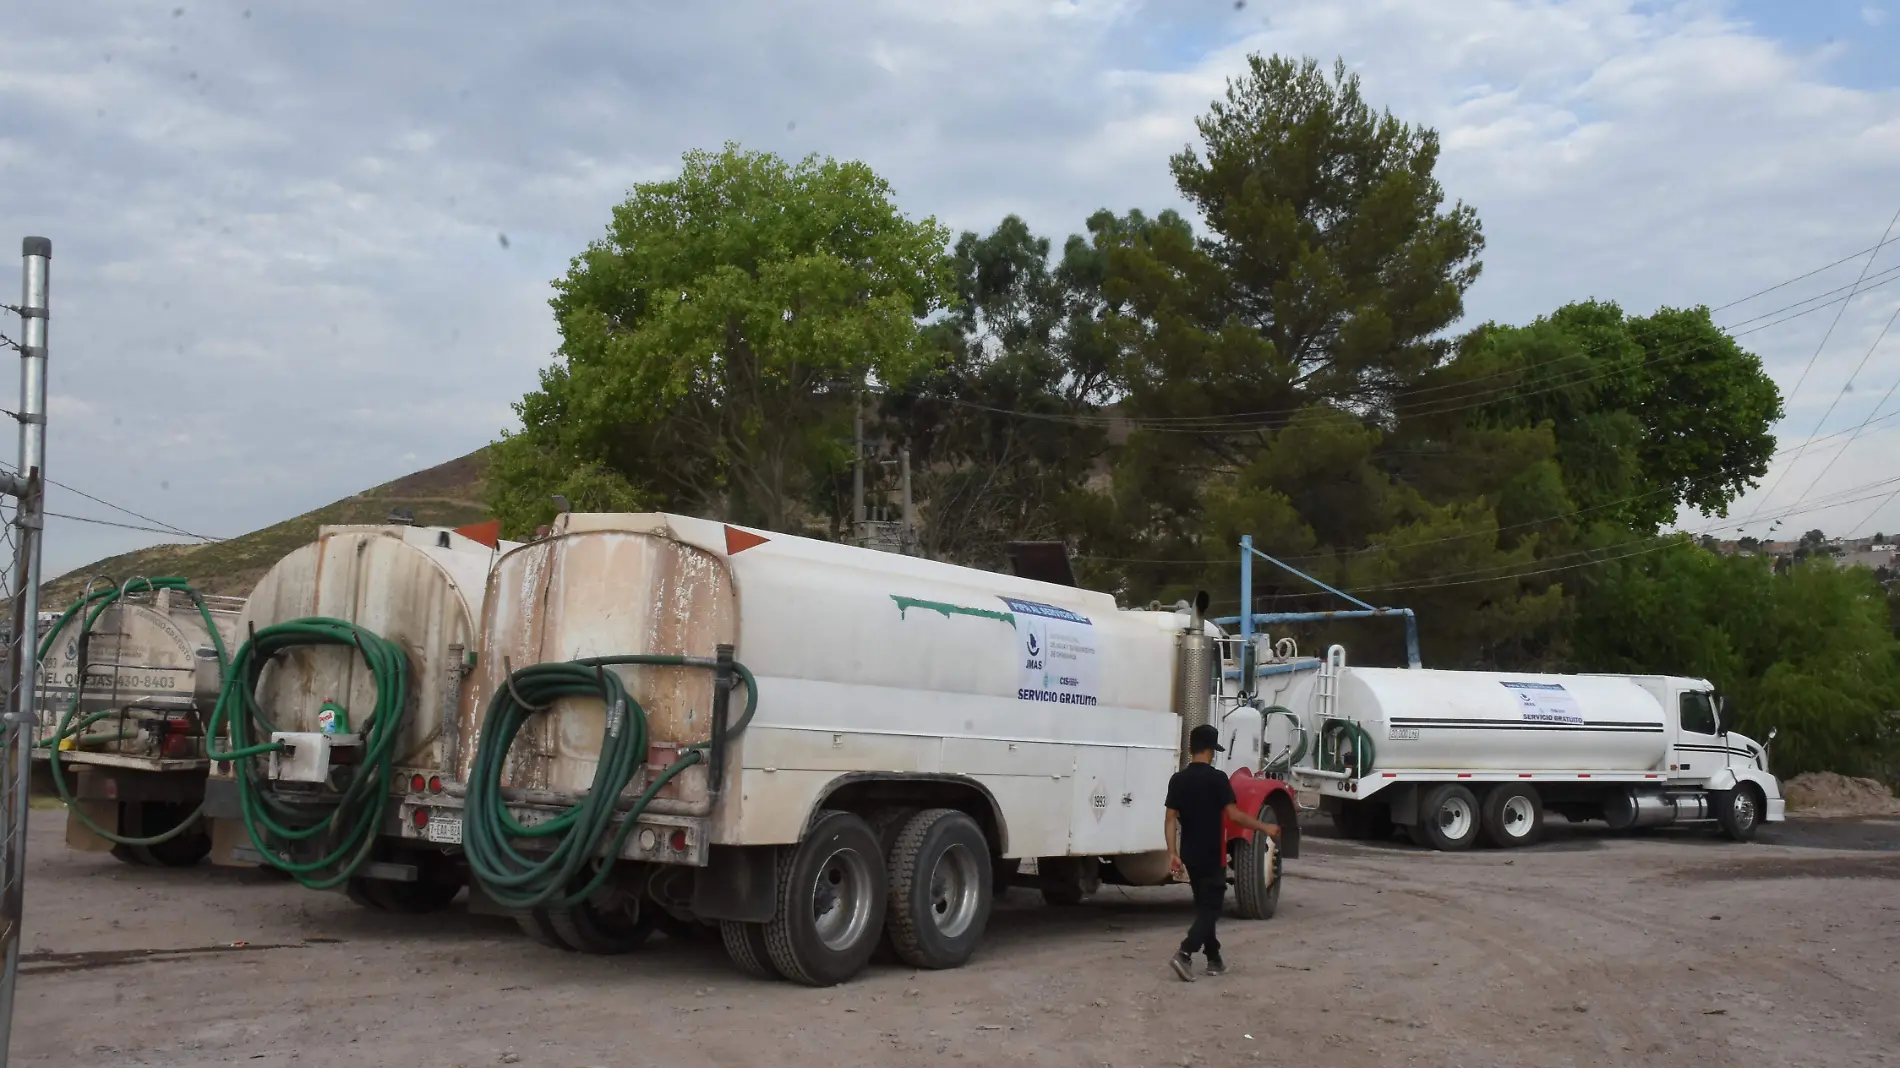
left=806, top=771, right=1012, bottom=855
left=1702, top=768, right=1741, bottom=793
left=1227, top=769, right=1300, bottom=860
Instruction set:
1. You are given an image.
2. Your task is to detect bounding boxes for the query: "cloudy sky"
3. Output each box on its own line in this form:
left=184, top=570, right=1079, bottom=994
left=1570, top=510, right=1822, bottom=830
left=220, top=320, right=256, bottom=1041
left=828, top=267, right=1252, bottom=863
left=4, top=0, right=1899, bottom=578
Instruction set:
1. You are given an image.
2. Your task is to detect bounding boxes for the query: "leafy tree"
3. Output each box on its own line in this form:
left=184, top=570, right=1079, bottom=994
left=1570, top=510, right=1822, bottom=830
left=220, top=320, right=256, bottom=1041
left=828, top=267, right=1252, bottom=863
left=1409, top=301, right=1781, bottom=533
left=1574, top=543, right=1900, bottom=781
left=486, top=144, right=953, bottom=537
left=875, top=216, right=1113, bottom=567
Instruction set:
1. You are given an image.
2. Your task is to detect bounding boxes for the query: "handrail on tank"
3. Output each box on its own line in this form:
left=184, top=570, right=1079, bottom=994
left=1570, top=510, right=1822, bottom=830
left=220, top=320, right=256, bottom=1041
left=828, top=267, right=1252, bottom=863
left=1215, top=534, right=1422, bottom=671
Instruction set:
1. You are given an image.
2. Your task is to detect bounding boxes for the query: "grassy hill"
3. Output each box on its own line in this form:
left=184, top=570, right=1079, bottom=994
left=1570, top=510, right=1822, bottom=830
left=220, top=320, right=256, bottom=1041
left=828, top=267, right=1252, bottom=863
left=39, top=448, right=493, bottom=606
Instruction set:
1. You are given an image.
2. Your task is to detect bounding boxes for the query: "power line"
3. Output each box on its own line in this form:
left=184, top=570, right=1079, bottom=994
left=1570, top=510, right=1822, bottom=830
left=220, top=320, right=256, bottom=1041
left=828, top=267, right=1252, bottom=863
left=938, top=266, right=1900, bottom=436
left=44, top=511, right=224, bottom=539
left=1736, top=204, right=1900, bottom=528
left=0, top=457, right=218, bottom=542
left=1086, top=470, right=1900, bottom=596
left=1710, top=232, right=1900, bottom=313
left=1777, top=297, right=1900, bottom=518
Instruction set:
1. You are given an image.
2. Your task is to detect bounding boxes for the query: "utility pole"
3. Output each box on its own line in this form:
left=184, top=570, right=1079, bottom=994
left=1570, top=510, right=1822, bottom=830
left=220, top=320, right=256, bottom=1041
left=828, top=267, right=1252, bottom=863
left=899, top=446, right=915, bottom=556
left=0, top=236, right=51, bottom=1065
left=851, top=390, right=865, bottom=547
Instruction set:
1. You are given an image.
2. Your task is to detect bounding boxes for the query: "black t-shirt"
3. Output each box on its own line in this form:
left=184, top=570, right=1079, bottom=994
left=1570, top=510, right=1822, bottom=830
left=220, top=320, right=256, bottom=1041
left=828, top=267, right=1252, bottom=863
left=1164, top=760, right=1236, bottom=875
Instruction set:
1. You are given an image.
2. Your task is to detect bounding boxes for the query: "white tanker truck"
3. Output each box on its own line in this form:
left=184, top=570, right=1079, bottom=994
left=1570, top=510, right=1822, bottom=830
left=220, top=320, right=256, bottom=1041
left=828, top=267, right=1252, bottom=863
left=391, top=513, right=1298, bottom=986
left=1256, top=643, right=1786, bottom=849
left=33, top=580, right=243, bottom=866
left=206, top=523, right=516, bottom=911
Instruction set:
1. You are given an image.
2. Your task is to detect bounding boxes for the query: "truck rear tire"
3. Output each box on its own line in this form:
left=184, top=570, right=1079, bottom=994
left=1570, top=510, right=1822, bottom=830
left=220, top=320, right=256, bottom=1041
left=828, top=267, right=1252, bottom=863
left=764, top=810, right=887, bottom=986
left=513, top=909, right=576, bottom=950
left=547, top=893, right=659, bottom=954
left=721, top=920, right=782, bottom=980
left=1417, top=785, right=1481, bottom=851
left=886, top=809, right=993, bottom=970
left=1480, top=784, right=1544, bottom=848
left=1715, top=784, right=1762, bottom=842
left=1230, top=818, right=1280, bottom=921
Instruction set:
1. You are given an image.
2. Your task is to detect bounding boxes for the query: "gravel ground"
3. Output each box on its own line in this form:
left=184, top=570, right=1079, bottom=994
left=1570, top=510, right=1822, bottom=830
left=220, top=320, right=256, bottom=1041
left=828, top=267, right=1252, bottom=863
left=10, top=812, right=1899, bottom=1068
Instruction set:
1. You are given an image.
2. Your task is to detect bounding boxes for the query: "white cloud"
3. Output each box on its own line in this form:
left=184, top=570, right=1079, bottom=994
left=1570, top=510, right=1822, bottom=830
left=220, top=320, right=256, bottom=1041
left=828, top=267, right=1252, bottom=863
left=3, top=0, right=1898, bottom=575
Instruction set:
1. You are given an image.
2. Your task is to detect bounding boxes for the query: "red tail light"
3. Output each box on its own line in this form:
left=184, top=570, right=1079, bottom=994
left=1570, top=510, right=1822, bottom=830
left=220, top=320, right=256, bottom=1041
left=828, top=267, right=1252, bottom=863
left=668, top=828, right=688, bottom=852
left=428, top=776, right=443, bottom=794
left=412, top=807, right=429, bottom=829
left=410, top=774, right=426, bottom=794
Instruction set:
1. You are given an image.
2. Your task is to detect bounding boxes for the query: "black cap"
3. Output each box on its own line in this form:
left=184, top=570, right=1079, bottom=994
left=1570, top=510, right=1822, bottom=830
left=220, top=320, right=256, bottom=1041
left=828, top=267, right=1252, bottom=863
left=1189, top=723, right=1224, bottom=753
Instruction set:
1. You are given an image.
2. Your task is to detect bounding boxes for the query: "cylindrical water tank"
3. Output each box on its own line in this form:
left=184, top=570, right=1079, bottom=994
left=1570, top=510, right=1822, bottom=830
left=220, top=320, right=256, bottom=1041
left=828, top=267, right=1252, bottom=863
left=460, top=513, right=1188, bottom=839
left=34, top=587, right=243, bottom=756
left=1336, top=667, right=1669, bottom=772
left=236, top=525, right=511, bottom=776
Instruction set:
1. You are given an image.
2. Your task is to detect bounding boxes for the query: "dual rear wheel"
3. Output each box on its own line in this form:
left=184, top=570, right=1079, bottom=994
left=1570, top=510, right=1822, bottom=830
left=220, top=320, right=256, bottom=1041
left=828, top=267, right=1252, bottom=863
left=1412, top=783, right=1543, bottom=851
left=725, top=807, right=995, bottom=986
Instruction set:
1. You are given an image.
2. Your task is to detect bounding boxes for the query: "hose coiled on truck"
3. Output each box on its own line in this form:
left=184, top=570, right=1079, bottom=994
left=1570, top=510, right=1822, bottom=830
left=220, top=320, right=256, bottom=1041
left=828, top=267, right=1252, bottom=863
left=31, top=577, right=231, bottom=848
left=1318, top=718, right=1377, bottom=775
left=205, top=618, right=411, bottom=889
left=1257, top=704, right=1307, bottom=777
left=461, top=654, right=757, bottom=912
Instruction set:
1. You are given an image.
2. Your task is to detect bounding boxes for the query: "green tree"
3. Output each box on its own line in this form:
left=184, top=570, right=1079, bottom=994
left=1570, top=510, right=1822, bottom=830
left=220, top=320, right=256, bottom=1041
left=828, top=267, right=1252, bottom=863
left=1574, top=543, right=1900, bottom=781
left=875, top=216, right=1113, bottom=566
left=487, top=144, right=953, bottom=537
left=1406, top=301, right=1781, bottom=533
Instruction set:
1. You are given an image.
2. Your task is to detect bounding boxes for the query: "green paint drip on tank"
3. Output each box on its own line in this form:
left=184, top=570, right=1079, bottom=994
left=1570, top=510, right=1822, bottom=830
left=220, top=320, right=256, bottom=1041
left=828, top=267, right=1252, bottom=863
left=890, top=596, right=1016, bottom=628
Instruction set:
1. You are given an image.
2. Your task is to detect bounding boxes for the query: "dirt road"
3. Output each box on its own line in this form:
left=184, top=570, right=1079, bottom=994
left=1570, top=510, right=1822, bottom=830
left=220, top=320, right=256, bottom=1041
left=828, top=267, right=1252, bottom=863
left=11, top=814, right=1899, bottom=1067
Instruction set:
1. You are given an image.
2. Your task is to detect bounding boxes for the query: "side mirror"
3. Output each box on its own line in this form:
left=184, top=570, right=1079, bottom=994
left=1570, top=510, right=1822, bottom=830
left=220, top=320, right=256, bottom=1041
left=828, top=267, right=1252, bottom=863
left=1766, top=726, right=1778, bottom=744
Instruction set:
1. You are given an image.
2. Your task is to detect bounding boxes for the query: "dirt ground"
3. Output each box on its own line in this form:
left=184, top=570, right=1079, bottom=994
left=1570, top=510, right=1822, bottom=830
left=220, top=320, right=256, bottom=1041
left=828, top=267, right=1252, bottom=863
left=10, top=811, right=1899, bottom=1068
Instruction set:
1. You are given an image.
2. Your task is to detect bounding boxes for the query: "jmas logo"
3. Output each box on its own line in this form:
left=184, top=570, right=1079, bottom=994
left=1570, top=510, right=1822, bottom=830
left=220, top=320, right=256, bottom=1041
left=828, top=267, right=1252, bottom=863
left=1023, top=632, right=1042, bottom=671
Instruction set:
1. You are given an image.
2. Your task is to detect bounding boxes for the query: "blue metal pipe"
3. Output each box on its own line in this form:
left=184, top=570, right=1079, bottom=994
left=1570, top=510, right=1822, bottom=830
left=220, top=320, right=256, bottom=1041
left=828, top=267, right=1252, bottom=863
left=1221, top=546, right=1424, bottom=671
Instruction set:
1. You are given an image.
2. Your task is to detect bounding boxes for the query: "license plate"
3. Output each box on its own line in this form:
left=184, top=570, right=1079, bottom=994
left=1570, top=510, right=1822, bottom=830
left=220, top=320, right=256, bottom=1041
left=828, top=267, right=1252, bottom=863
left=425, top=815, right=463, bottom=844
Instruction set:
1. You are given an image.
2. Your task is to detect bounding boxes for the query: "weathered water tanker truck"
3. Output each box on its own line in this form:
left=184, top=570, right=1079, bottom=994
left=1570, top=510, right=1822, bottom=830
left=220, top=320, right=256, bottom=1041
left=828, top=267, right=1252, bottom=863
left=205, top=523, right=515, bottom=909
left=33, top=580, right=243, bottom=866
left=1256, top=644, right=1786, bottom=849
left=404, top=513, right=1297, bottom=985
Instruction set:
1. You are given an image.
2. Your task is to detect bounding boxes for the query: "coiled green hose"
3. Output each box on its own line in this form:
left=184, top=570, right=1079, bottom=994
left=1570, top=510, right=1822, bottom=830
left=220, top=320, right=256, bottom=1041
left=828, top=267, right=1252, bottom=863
left=1318, top=718, right=1377, bottom=775
left=205, top=618, right=411, bottom=889
left=1259, top=705, right=1308, bottom=776
left=33, top=577, right=230, bottom=847
left=462, top=654, right=756, bottom=912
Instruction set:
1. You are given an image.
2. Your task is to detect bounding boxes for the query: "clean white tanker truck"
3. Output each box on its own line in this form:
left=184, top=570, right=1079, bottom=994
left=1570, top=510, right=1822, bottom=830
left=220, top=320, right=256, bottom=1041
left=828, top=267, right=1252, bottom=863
left=1256, top=643, right=1786, bottom=849
left=397, top=513, right=1299, bottom=986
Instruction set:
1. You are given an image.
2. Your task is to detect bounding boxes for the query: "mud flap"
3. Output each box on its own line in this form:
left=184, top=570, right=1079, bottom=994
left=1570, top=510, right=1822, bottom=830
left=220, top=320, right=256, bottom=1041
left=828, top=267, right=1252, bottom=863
left=690, top=844, right=778, bottom=923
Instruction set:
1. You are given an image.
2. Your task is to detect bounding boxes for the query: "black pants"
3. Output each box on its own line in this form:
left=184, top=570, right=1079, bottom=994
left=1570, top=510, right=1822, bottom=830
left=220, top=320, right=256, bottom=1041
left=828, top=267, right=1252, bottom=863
left=1179, top=868, right=1225, bottom=959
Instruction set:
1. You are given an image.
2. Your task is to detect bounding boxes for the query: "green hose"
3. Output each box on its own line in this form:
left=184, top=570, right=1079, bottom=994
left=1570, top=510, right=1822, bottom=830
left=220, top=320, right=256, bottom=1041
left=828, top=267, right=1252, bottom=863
left=1318, top=718, right=1377, bottom=775
left=32, top=577, right=231, bottom=847
left=205, top=618, right=411, bottom=890
left=1259, top=705, right=1307, bottom=775
left=462, top=654, right=757, bottom=912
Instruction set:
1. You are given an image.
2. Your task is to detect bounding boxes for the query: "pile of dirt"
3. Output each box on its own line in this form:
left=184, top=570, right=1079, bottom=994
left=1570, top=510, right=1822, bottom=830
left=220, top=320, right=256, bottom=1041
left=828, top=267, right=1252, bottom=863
left=1781, top=772, right=1900, bottom=818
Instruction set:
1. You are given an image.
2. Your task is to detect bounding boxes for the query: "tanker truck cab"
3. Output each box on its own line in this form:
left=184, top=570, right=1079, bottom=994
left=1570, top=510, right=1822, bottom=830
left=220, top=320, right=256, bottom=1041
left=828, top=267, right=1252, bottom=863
left=1620, top=675, right=1785, bottom=827
left=433, top=513, right=1299, bottom=986
left=1277, top=648, right=1785, bottom=851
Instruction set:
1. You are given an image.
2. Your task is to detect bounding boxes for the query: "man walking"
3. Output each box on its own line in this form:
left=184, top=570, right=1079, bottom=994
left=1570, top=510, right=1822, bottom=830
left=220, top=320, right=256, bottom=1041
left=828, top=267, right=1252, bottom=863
left=1164, top=723, right=1279, bottom=981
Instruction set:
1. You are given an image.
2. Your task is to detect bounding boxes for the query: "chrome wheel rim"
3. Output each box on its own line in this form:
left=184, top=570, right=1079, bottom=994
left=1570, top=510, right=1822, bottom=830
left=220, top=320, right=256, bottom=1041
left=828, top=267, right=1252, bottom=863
left=811, top=846, right=874, bottom=952
left=927, top=843, right=982, bottom=939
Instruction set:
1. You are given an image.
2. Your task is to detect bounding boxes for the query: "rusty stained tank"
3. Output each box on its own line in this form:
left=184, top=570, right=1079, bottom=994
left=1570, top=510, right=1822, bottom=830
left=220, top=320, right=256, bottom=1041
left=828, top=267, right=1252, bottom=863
left=456, top=518, right=735, bottom=820
left=233, top=525, right=516, bottom=781
left=33, top=586, right=244, bottom=762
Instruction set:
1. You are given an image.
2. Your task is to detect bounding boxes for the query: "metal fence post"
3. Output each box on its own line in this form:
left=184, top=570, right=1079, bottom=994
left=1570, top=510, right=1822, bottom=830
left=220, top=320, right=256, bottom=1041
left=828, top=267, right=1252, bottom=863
left=0, top=236, right=51, bottom=1065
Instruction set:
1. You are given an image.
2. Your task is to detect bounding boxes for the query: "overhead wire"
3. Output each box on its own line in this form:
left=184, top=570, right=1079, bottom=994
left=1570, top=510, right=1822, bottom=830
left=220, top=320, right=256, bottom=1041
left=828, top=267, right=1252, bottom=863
left=1734, top=205, right=1900, bottom=528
